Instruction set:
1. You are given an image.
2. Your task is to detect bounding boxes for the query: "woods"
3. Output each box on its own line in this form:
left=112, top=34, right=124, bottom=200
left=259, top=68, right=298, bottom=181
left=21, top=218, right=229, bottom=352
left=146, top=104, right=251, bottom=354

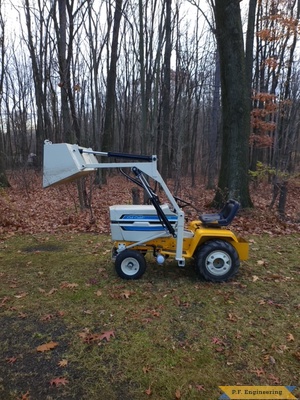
left=1, top=2, right=300, bottom=399
left=0, top=0, right=300, bottom=210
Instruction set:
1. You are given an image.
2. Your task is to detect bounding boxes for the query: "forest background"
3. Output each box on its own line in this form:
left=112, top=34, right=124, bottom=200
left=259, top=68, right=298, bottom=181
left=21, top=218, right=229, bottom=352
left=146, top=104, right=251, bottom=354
left=0, top=0, right=300, bottom=220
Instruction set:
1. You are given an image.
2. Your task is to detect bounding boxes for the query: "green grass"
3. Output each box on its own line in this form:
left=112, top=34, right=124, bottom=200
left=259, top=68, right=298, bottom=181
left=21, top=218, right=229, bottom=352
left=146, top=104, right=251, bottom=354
left=0, top=233, right=299, bottom=399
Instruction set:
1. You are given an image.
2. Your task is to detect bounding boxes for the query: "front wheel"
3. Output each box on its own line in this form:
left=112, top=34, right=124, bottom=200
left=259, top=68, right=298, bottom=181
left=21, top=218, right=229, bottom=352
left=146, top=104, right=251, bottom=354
left=195, top=240, right=239, bottom=282
left=115, top=250, right=147, bottom=280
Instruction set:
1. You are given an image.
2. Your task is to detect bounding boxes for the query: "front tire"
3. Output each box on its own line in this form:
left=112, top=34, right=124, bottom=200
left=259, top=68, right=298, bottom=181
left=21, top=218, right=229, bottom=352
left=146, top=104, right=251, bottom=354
left=195, top=240, right=239, bottom=282
left=115, top=250, right=147, bottom=280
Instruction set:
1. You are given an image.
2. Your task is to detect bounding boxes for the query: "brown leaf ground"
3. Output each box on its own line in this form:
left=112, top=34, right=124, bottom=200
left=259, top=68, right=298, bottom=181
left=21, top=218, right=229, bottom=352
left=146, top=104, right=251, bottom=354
left=1, top=170, right=300, bottom=237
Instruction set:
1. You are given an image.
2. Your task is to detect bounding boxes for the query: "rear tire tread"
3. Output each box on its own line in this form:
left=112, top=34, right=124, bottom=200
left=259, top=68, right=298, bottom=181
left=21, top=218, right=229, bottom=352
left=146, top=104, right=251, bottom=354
left=195, top=240, right=240, bottom=282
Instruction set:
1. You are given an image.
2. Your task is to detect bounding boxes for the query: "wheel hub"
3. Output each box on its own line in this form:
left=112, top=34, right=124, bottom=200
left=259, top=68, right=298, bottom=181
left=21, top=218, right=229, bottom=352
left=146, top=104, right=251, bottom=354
left=121, top=257, right=139, bottom=275
left=206, top=250, right=231, bottom=276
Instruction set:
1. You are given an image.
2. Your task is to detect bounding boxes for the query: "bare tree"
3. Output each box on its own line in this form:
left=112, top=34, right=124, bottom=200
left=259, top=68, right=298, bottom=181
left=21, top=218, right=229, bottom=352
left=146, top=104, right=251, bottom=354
left=52, top=0, right=86, bottom=143
left=84, top=0, right=107, bottom=148
left=0, top=0, right=10, bottom=186
left=102, top=0, right=124, bottom=152
left=271, top=0, right=299, bottom=216
left=206, top=50, right=220, bottom=189
left=161, top=0, right=172, bottom=178
left=23, top=0, right=53, bottom=165
left=252, top=0, right=300, bottom=216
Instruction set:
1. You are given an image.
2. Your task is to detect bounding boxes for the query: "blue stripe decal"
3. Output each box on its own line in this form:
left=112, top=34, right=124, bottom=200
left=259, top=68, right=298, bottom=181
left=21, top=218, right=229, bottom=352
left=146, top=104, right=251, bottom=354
left=122, top=226, right=166, bottom=231
left=121, top=215, right=177, bottom=221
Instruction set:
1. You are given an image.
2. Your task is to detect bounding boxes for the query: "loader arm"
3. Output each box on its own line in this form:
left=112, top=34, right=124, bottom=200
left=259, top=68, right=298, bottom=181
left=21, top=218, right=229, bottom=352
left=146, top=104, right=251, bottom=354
left=43, top=141, right=186, bottom=265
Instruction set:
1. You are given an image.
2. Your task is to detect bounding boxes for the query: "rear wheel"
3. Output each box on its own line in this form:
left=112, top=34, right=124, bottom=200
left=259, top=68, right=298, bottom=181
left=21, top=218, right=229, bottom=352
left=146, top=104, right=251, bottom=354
left=195, top=240, right=239, bottom=282
left=115, top=250, right=147, bottom=280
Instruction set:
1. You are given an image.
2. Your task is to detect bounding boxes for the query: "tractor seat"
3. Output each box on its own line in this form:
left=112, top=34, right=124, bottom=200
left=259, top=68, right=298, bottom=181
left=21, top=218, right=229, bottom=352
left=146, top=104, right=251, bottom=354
left=199, top=199, right=240, bottom=227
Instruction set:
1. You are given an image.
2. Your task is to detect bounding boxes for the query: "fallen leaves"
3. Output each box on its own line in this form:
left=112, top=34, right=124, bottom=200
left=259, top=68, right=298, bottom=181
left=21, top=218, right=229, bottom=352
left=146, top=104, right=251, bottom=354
left=227, top=312, right=240, bottom=322
left=0, top=296, right=10, bottom=307
left=99, top=330, right=115, bottom=342
left=276, top=344, right=289, bottom=353
left=211, top=336, right=227, bottom=352
left=1, top=173, right=300, bottom=237
left=49, top=377, right=69, bottom=387
left=14, top=292, right=28, bottom=299
left=6, top=356, right=17, bottom=364
left=17, top=391, right=30, bottom=400
left=251, top=367, right=265, bottom=377
left=264, top=272, right=294, bottom=283
left=39, top=310, right=65, bottom=321
left=60, top=282, right=78, bottom=289
left=268, top=373, right=280, bottom=384
left=258, top=298, right=283, bottom=308
left=287, top=333, right=295, bottom=342
left=83, top=309, right=93, bottom=315
left=195, top=384, right=206, bottom=392
left=45, top=288, right=58, bottom=296
left=145, top=386, right=152, bottom=396
left=36, top=341, right=58, bottom=352
left=211, top=337, right=225, bottom=345
left=58, top=359, right=68, bottom=367
left=293, top=351, right=300, bottom=361
left=140, top=307, right=162, bottom=323
left=79, top=329, right=115, bottom=344
left=263, top=354, right=276, bottom=364
left=38, top=283, right=79, bottom=298
left=110, top=288, right=135, bottom=299
left=120, top=289, right=133, bottom=299
left=250, top=367, right=282, bottom=384
left=40, top=313, right=54, bottom=321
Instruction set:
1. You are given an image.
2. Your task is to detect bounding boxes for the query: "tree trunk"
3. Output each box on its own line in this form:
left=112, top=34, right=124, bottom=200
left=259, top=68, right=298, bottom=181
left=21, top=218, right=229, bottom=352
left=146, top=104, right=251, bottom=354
left=0, top=130, right=10, bottom=187
left=100, top=0, right=123, bottom=185
left=0, top=4, right=10, bottom=187
left=55, top=0, right=75, bottom=143
left=138, top=0, right=147, bottom=153
left=102, top=0, right=123, bottom=152
left=161, top=0, right=172, bottom=179
left=207, top=51, right=220, bottom=189
left=213, top=0, right=253, bottom=208
left=245, top=0, right=257, bottom=94
left=24, top=0, right=53, bottom=167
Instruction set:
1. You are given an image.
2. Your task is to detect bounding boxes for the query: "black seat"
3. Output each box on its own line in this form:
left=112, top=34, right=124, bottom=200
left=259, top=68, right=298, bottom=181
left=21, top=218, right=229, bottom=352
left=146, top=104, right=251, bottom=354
left=199, top=199, right=240, bottom=227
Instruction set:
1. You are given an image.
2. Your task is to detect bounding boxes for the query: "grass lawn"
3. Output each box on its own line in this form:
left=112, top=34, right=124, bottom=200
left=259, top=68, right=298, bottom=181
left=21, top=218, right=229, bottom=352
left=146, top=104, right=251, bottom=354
left=0, top=233, right=299, bottom=399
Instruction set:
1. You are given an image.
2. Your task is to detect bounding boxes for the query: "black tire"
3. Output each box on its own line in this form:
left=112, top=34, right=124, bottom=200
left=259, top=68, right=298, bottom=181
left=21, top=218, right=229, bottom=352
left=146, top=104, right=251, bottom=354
left=194, top=240, right=239, bottom=282
left=115, top=250, right=147, bottom=280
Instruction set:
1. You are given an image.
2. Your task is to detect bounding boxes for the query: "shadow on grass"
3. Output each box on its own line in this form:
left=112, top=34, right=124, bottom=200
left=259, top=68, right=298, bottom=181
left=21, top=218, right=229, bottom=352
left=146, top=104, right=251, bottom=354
left=0, top=316, right=136, bottom=400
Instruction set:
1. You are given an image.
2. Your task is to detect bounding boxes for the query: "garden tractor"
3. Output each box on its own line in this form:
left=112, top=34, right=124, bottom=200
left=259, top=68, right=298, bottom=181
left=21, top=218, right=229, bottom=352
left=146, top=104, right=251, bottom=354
left=43, top=141, right=249, bottom=282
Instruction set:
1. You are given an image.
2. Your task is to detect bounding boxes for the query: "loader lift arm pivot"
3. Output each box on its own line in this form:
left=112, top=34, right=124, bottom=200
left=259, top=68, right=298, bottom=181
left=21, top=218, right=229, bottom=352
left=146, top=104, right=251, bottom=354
left=131, top=167, right=176, bottom=237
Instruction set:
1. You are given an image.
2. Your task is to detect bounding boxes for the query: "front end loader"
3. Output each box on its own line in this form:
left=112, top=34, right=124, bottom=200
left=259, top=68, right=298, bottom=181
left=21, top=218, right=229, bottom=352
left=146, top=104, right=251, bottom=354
left=43, top=141, right=248, bottom=282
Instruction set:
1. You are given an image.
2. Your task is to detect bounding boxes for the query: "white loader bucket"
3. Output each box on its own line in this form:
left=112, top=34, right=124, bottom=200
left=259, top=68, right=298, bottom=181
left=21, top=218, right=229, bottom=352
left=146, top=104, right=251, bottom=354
left=43, top=142, right=98, bottom=188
